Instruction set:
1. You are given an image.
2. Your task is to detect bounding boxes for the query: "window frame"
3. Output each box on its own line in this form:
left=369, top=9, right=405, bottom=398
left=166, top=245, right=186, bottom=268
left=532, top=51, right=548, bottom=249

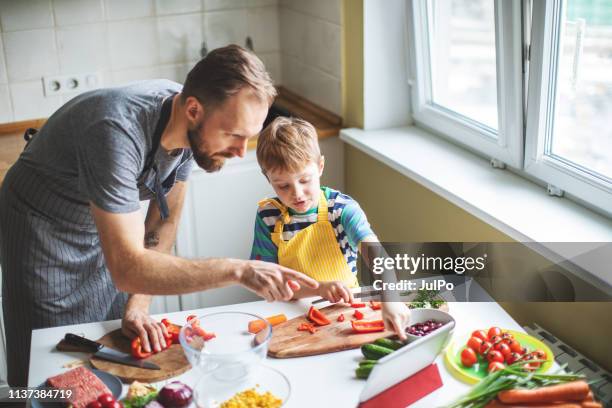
left=524, top=0, right=612, bottom=215
left=408, top=0, right=524, bottom=168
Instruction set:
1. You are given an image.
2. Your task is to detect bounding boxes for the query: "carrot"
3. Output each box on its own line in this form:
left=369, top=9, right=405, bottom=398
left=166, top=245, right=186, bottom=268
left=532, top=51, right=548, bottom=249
left=581, top=402, right=602, bottom=408
left=247, top=314, right=287, bottom=334
left=485, top=400, right=581, bottom=408
left=498, top=381, right=591, bottom=404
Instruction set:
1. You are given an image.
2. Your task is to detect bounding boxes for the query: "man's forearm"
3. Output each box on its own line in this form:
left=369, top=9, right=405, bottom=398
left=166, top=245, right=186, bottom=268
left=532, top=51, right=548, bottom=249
left=116, top=250, right=245, bottom=295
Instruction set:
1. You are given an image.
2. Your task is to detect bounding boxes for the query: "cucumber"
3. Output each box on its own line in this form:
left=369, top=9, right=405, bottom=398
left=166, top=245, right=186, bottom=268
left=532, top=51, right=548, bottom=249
left=374, top=338, right=404, bottom=351
left=356, top=364, right=375, bottom=379
left=359, top=359, right=378, bottom=367
left=361, top=343, right=394, bottom=360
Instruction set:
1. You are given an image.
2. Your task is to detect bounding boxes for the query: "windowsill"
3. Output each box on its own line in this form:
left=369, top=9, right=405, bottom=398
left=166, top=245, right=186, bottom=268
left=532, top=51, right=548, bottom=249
left=340, top=126, right=612, bottom=288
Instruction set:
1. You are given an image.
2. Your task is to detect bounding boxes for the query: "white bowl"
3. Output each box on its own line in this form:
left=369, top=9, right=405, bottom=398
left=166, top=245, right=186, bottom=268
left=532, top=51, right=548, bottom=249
left=405, top=308, right=455, bottom=342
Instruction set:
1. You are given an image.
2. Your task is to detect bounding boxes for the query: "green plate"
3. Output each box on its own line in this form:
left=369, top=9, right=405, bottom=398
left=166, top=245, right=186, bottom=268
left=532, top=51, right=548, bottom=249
left=444, top=329, right=553, bottom=384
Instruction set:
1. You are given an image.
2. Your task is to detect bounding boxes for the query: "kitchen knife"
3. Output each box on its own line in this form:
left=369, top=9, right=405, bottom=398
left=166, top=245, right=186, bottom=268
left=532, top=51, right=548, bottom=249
left=63, top=333, right=161, bottom=370
left=311, top=287, right=381, bottom=305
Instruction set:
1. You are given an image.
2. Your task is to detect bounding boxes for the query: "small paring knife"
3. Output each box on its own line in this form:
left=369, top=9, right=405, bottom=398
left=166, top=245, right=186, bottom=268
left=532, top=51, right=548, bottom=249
left=311, top=288, right=382, bottom=305
left=63, top=333, right=161, bottom=370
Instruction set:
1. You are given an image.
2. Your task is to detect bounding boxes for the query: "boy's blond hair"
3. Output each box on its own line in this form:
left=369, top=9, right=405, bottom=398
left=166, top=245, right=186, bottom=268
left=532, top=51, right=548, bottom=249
left=256, top=117, right=321, bottom=175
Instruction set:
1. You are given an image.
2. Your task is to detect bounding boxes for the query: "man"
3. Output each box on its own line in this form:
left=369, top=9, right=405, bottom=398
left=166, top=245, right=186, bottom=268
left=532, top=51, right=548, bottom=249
left=0, top=45, right=318, bottom=386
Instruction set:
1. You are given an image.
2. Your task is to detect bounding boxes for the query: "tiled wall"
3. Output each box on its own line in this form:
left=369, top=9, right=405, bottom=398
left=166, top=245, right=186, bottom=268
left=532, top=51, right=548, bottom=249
left=0, top=0, right=343, bottom=124
left=0, top=0, right=281, bottom=123
left=279, top=0, right=342, bottom=115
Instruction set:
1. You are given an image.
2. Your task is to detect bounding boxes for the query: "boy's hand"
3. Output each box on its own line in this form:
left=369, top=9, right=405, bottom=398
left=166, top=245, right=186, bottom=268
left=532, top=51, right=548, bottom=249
left=239, top=260, right=319, bottom=302
left=382, top=302, right=411, bottom=341
left=318, top=281, right=354, bottom=304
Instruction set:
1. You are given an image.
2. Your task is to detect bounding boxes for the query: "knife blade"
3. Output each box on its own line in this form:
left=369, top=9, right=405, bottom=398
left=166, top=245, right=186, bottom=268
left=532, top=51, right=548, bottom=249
left=63, top=333, right=161, bottom=370
left=311, top=288, right=381, bottom=305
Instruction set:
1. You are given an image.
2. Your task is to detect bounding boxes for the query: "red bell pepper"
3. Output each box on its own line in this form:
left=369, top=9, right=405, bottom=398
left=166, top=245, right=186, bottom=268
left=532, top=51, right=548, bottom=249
left=369, top=301, right=382, bottom=310
left=186, top=315, right=199, bottom=326
left=193, top=325, right=216, bottom=341
left=353, top=309, right=364, bottom=320
left=307, top=306, right=331, bottom=326
left=350, top=303, right=366, bottom=308
left=161, top=318, right=181, bottom=344
left=130, top=337, right=152, bottom=359
left=337, top=313, right=345, bottom=322
left=351, top=319, right=385, bottom=334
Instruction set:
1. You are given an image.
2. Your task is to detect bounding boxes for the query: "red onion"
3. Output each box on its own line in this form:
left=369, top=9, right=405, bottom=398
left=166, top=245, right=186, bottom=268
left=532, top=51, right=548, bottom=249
left=157, top=381, right=193, bottom=407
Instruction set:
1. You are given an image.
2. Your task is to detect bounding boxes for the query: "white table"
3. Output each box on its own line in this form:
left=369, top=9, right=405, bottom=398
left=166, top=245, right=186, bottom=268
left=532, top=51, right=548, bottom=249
left=28, top=297, right=544, bottom=407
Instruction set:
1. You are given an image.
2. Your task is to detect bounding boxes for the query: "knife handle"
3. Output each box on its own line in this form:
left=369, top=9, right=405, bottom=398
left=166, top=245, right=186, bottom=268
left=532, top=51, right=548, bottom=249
left=63, top=333, right=104, bottom=353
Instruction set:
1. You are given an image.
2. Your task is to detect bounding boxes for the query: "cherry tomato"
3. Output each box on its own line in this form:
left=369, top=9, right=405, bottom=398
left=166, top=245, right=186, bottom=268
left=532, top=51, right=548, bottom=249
left=489, top=335, right=503, bottom=345
left=97, top=394, right=115, bottom=406
left=461, top=348, right=478, bottom=368
left=479, top=341, right=492, bottom=356
left=505, top=352, right=522, bottom=365
left=467, top=336, right=484, bottom=353
left=507, top=339, right=522, bottom=353
left=523, top=362, right=539, bottom=372
left=501, top=332, right=514, bottom=342
left=471, top=330, right=488, bottom=342
left=532, top=349, right=547, bottom=360
left=488, top=361, right=505, bottom=373
left=487, top=327, right=502, bottom=340
left=487, top=350, right=504, bottom=364
left=86, top=402, right=102, bottom=408
left=495, top=342, right=511, bottom=357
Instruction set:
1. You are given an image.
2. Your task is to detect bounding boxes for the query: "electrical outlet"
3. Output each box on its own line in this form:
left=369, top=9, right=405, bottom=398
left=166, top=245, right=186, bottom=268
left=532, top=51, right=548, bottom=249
left=42, top=72, right=102, bottom=97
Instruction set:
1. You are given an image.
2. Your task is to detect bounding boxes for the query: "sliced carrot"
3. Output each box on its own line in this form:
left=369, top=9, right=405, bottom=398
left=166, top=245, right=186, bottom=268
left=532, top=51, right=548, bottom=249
left=498, top=381, right=590, bottom=404
left=247, top=314, right=287, bottom=334
left=486, top=400, right=581, bottom=408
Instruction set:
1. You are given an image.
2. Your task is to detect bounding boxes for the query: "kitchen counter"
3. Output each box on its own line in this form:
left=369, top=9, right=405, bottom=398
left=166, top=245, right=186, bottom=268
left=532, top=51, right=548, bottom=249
left=29, top=297, right=545, bottom=407
left=0, top=87, right=341, bottom=185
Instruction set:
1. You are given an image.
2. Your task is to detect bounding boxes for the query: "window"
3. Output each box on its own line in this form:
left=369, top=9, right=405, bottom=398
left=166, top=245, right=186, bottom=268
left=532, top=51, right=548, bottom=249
left=525, top=0, right=612, bottom=214
left=410, top=0, right=523, bottom=167
left=409, top=0, right=612, bottom=216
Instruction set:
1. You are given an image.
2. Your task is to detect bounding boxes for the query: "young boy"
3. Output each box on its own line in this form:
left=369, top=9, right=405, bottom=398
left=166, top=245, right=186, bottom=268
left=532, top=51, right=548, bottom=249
left=250, top=117, right=410, bottom=338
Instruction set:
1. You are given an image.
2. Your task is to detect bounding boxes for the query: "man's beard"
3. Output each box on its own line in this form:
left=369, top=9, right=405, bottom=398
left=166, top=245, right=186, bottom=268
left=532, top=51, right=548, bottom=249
left=187, top=121, right=227, bottom=173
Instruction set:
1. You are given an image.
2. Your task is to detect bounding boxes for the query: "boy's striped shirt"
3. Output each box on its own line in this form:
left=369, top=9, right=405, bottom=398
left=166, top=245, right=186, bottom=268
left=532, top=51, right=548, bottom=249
left=250, top=186, right=374, bottom=276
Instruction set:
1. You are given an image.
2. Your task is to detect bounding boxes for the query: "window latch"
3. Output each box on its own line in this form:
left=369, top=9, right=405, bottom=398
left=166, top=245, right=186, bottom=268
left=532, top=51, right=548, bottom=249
left=547, top=184, right=564, bottom=197
left=490, top=158, right=506, bottom=169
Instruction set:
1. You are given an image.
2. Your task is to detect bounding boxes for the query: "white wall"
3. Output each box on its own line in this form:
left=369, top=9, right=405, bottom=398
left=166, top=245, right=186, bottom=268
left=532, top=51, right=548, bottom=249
left=278, top=0, right=342, bottom=115
left=0, top=0, right=281, bottom=123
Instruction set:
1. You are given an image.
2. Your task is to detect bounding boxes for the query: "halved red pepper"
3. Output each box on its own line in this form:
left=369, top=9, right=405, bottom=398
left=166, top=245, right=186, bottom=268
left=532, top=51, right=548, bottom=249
left=351, top=319, right=385, bottom=334
left=307, top=306, right=330, bottom=326
left=350, top=303, right=366, bottom=308
left=161, top=318, right=181, bottom=344
left=369, top=301, right=382, bottom=310
left=130, top=337, right=152, bottom=359
left=337, top=313, right=345, bottom=322
left=353, top=309, right=364, bottom=320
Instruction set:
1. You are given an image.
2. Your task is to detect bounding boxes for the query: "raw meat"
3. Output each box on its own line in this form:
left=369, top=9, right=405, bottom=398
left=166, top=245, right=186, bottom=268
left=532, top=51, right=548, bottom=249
left=47, top=367, right=111, bottom=408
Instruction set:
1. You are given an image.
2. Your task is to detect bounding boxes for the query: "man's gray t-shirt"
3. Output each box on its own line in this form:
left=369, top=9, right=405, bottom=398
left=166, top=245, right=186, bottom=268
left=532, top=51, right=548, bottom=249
left=0, top=80, right=194, bottom=384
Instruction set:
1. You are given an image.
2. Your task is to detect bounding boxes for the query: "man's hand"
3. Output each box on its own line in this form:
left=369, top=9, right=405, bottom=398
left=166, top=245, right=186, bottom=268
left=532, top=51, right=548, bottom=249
left=318, top=281, right=354, bottom=303
left=121, top=308, right=168, bottom=353
left=382, top=302, right=411, bottom=341
left=238, top=260, right=319, bottom=302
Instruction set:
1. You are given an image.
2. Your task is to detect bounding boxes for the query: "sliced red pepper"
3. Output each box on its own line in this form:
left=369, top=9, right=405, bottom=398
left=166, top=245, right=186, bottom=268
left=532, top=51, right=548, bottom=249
left=369, top=301, right=382, bottom=310
left=193, top=325, right=216, bottom=341
left=297, top=322, right=317, bottom=334
left=130, top=337, right=152, bottom=359
left=186, top=315, right=199, bottom=326
left=350, top=303, right=366, bottom=308
left=337, top=313, right=345, bottom=322
left=353, top=309, right=364, bottom=320
left=307, top=306, right=330, bottom=326
left=351, top=319, right=385, bottom=334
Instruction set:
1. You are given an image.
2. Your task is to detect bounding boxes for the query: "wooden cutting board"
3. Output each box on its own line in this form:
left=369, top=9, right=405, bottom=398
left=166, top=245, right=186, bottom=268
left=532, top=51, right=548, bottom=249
left=268, top=303, right=394, bottom=358
left=57, top=329, right=191, bottom=383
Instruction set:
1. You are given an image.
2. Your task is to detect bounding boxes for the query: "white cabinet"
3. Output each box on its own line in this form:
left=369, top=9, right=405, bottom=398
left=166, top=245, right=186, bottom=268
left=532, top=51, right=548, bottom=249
left=174, top=137, right=345, bottom=310
left=175, top=150, right=275, bottom=309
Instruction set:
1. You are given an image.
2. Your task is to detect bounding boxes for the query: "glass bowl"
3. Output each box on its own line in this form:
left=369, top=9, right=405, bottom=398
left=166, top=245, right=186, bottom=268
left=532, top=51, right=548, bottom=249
left=179, top=311, right=272, bottom=375
left=193, top=364, right=291, bottom=408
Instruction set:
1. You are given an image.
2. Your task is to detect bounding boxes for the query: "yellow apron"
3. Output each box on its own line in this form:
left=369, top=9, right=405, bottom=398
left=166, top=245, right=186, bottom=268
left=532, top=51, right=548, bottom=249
left=259, top=191, right=358, bottom=288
